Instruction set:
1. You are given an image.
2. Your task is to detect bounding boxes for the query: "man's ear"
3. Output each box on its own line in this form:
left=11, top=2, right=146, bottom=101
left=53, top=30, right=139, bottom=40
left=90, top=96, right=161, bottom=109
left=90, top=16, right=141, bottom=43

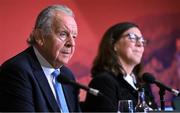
left=33, top=29, right=44, bottom=46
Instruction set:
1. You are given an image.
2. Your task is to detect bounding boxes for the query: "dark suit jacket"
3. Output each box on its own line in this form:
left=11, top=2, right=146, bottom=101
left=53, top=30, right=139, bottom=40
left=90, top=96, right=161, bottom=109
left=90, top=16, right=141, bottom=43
left=0, top=47, right=81, bottom=112
left=83, top=71, right=157, bottom=112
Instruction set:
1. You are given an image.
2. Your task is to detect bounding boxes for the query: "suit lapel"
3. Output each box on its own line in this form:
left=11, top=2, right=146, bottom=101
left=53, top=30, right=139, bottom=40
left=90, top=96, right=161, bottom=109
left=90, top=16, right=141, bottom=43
left=60, top=69, right=74, bottom=112
left=118, top=75, right=138, bottom=94
left=27, top=47, right=60, bottom=112
left=62, top=84, right=73, bottom=112
left=34, top=70, right=60, bottom=111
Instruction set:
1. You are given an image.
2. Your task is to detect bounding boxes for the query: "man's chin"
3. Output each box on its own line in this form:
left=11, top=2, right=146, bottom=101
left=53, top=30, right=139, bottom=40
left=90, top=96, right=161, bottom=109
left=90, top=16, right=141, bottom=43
left=61, top=59, right=70, bottom=65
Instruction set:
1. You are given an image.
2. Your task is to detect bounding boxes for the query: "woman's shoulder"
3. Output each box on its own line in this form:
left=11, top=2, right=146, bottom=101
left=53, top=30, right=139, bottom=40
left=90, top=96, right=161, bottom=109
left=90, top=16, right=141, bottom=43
left=93, top=71, right=116, bottom=79
left=90, top=71, right=119, bottom=87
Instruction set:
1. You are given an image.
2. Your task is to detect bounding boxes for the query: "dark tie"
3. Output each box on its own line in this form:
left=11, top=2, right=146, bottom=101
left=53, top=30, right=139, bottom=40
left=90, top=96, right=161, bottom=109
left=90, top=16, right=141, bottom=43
left=52, top=69, right=69, bottom=113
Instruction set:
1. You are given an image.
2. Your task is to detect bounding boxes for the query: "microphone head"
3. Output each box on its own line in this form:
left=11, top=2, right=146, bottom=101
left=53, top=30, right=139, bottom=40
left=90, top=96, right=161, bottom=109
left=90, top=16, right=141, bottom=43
left=142, top=72, right=156, bottom=84
left=56, top=74, right=72, bottom=84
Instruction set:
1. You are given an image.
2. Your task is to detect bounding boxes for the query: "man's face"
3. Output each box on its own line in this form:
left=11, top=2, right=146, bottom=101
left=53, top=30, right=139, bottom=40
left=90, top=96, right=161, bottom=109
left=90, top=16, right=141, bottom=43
left=39, top=11, right=78, bottom=68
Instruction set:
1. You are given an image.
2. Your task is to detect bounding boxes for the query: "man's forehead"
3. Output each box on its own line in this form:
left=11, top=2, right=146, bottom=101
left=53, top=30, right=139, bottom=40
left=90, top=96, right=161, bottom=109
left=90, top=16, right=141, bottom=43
left=52, top=17, right=77, bottom=34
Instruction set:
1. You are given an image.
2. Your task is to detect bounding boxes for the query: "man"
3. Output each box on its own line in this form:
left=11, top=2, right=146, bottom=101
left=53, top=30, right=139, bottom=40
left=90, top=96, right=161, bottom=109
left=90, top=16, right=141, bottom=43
left=0, top=5, right=81, bottom=112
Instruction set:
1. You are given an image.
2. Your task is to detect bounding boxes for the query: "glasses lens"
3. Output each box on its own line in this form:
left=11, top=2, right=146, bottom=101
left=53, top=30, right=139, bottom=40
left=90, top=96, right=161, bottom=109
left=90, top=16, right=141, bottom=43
left=128, top=33, right=147, bottom=46
left=128, top=33, right=136, bottom=41
left=142, top=40, right=148, bottom=46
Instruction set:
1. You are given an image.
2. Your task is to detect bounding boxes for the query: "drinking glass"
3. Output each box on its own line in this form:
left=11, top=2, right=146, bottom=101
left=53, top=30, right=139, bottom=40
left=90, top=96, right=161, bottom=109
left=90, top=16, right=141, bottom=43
left=117, top=100, right=134, bottom=113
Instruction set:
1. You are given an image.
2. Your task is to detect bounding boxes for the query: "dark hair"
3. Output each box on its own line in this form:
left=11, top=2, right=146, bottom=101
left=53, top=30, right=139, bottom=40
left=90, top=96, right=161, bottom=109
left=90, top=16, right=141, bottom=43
left=91, top=22, right=143, bottom=77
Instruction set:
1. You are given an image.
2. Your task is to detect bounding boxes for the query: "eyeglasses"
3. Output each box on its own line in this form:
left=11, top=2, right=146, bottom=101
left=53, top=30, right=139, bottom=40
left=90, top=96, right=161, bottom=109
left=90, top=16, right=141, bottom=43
left=123, top=33, right=147, bottom=46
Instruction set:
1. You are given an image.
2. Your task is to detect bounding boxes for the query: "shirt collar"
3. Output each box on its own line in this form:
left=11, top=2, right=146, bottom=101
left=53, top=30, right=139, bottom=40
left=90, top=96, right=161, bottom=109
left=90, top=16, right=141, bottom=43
left=33, top=46, right=60, bottom=76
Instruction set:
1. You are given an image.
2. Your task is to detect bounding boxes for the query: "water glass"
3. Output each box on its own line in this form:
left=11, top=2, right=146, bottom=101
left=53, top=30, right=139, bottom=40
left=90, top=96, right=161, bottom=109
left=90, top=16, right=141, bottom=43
left=117, top=100, right=134, bottom=113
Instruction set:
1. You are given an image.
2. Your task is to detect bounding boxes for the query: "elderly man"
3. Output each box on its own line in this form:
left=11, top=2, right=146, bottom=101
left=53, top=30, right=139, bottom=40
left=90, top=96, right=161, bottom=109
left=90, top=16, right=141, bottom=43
left=0, top=5, right=81, bottom=112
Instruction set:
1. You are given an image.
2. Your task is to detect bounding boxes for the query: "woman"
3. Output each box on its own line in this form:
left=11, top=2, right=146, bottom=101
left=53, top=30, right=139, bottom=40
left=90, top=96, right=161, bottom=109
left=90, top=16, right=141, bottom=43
left=83, top=22, right=157, bottom=112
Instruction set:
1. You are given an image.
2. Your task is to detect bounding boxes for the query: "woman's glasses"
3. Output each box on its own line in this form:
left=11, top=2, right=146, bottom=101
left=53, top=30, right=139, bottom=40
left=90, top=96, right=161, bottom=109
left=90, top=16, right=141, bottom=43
left=123, top=33, right=147, bottom=46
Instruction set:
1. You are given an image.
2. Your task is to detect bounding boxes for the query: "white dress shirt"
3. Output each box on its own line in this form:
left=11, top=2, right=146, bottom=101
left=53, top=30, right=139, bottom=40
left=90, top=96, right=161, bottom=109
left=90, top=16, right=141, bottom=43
left=33, top=47, right=59, bottom=100
left=123, top=73, right=137, bottom=90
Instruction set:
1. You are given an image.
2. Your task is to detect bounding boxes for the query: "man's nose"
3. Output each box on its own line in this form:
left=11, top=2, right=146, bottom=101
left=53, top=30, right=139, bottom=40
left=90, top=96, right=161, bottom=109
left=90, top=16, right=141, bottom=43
left=65, top=35, right=75, bottom=47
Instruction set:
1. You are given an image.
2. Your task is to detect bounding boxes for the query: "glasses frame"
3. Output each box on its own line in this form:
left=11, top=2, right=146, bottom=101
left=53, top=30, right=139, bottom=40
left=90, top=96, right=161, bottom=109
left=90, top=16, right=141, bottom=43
left=123, top=33, right=147, bottom=46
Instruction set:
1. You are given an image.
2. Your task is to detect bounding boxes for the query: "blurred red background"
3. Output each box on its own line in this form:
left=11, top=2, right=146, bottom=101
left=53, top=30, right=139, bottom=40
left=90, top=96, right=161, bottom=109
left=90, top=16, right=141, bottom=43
left=1, top=0, right=180, bottom=107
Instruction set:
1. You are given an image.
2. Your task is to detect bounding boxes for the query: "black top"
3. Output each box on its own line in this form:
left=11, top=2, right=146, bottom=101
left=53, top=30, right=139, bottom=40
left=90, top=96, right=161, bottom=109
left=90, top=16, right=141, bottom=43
left=83, top=71, right=157, bottom=112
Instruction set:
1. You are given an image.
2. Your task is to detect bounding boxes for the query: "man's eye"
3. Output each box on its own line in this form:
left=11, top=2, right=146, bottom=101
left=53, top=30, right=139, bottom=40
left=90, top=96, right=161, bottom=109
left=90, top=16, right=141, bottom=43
left=59, top=32, right=68, bottom=38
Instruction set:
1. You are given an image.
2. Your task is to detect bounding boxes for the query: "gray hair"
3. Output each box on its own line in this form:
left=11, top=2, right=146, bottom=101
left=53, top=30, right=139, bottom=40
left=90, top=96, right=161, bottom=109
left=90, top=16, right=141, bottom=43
left=27, top=5, right=75, bottom=45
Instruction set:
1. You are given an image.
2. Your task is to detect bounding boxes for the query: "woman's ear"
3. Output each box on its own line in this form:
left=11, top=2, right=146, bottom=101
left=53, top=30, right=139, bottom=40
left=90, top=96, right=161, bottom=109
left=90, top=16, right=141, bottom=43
left=114, top=44, right=118, bottom=51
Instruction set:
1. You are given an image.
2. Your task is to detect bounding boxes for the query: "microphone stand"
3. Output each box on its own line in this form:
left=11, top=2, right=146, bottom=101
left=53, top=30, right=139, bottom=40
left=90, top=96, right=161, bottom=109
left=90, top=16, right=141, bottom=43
left=159, top=87, right=165, bottom=111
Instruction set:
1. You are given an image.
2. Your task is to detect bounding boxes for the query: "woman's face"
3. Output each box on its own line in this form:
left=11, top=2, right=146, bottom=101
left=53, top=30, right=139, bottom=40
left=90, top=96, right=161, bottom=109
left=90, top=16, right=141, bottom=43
left=114, top=27, right=145, bottom=66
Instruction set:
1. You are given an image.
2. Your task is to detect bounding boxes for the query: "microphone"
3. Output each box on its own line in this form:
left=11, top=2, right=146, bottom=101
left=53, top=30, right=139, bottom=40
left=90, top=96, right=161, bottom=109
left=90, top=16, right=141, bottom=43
left=142, top=72, right=180, bottom=96
left=56, top=74, right=103, bottom=97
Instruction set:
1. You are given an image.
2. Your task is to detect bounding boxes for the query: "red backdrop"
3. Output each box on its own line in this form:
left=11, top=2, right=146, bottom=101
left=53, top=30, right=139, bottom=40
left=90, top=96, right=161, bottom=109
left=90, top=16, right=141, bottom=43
left=1, top=0, right=180, bottom=107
